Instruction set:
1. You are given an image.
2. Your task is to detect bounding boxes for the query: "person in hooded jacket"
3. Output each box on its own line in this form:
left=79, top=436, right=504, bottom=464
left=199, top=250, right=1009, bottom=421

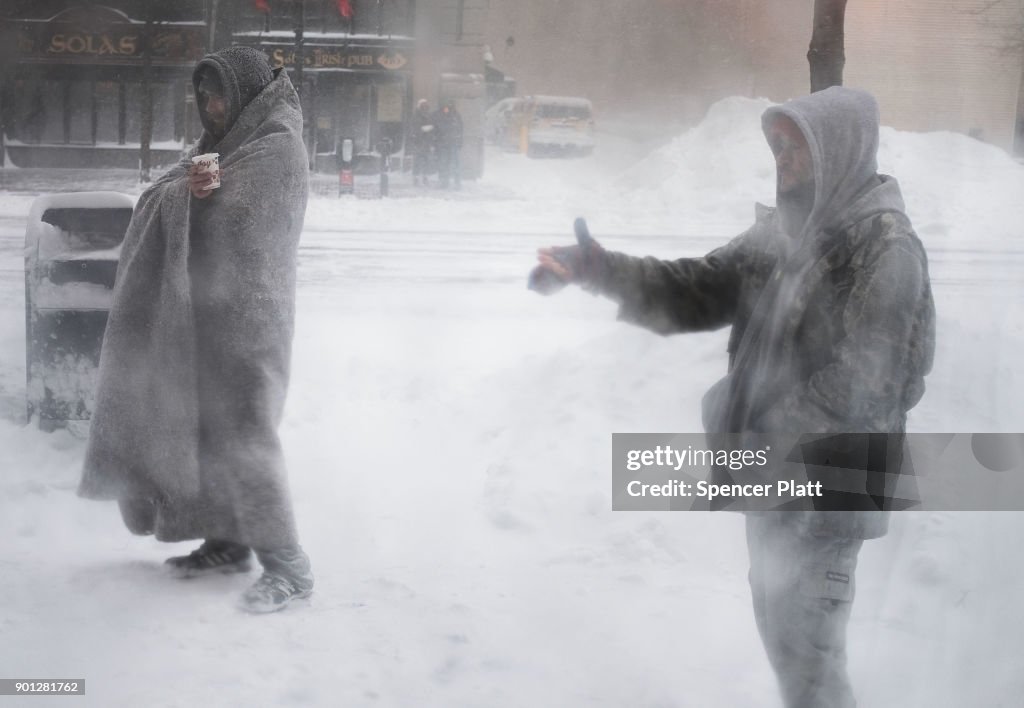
left=530, top=87, right=936, bottom=707
left=434, top=100, right=464, bottom=189
left=81, top=46, right=313, bottom=614
left=409, top=98, right=435, bottom=187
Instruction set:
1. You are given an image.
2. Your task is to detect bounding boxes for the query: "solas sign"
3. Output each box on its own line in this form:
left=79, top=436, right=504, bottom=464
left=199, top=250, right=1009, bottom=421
left=12, top=24, right=204, bottom=64
left=49, top=33, right=137, bottom=55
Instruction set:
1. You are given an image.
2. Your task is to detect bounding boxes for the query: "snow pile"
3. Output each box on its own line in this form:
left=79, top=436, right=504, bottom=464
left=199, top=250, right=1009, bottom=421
left=588, top=95, right=1024, bottom=244
left=878, top=127, right=1024, bottom=248
left=603, top=96, right=778, bottom=234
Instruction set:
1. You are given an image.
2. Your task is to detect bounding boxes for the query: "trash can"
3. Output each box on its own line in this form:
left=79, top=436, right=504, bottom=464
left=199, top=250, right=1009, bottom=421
left=25, top=192, right=134, bottom=431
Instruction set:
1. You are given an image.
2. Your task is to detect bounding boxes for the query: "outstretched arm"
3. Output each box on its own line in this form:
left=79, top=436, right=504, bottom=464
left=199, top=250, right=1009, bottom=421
left=597, top=241, right=747, bottom=335
left=532, top=218, right=767, bottom=336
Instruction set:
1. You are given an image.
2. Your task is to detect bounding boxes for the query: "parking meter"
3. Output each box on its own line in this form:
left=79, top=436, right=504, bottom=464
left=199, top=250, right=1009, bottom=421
left=339, top=137, right=355, bottom=196
left=379, top=137, right=392, bottom=198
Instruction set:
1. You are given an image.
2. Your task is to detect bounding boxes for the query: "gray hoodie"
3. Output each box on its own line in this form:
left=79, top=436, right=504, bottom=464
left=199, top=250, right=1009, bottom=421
left=763, top=87, right=904, bottom=244
left=589, top=88, right=936, bottom=537
left=726, top=88, right=927, bottom=436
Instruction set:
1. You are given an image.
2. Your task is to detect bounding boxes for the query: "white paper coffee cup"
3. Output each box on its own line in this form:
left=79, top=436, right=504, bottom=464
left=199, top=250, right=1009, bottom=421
left=191, top=152, right=221, bottom=189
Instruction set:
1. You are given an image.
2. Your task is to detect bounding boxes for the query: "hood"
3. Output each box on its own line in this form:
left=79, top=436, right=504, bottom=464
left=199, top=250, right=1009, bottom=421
left=761, top=87, right=904, bottom=241
left=717, top=88, right=913, bottom=437
left=192, top=46, right=274, bottom=139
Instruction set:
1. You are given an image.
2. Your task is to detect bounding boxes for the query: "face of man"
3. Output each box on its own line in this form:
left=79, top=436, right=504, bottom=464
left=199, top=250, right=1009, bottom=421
left=766, top=115, right=813, bottom=195
left=200, top=91, right=227, bottom=136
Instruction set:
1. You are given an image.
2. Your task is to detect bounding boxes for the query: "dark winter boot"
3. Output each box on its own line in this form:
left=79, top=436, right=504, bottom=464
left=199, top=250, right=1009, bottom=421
left=240, top=546, right=314, bottom=614
left=165, top=539, right=253, bottom=578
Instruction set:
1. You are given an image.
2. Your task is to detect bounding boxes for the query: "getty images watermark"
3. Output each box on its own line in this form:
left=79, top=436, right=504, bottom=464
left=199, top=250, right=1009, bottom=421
left=612, top=433, right=1024, bottom=511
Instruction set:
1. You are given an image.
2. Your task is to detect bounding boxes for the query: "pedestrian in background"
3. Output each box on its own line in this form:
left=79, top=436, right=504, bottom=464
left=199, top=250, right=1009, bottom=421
left=409, top=98, right=435, bottom=187
left=435, top=99, right=464, bottom=189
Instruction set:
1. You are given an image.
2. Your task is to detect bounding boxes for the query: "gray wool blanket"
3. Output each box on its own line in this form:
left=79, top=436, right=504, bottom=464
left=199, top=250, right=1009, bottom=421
left=79, top=69, right=309, bottom=550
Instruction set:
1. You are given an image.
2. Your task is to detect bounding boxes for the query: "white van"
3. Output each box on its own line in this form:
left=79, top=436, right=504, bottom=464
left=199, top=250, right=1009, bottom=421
left=488, top=95, right=595, bottom=157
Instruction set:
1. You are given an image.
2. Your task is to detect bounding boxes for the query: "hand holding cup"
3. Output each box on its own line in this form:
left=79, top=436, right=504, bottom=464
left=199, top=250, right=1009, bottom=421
left=189, top=153, right=221, bottom=199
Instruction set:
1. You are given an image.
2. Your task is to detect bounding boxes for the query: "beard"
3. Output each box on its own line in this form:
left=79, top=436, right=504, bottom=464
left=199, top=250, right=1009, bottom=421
left=777, top=179, right=815, bottom=241
left=204, top=113, right=226, bottom=139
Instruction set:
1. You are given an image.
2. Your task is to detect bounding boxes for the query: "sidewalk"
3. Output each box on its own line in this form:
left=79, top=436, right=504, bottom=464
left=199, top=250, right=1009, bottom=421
left=0, top=167, right=487, bottom=200
left=312, top=169, right=490, bottom=200
left=0, top=168, right=150, bottom=196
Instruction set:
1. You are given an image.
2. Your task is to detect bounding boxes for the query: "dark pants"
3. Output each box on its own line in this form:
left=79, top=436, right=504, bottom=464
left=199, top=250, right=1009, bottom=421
left=746, top=513, right=863, bottom=708
left=437, top=142, right=461, bottom=188
left=411, top=146, right=431, bottom=183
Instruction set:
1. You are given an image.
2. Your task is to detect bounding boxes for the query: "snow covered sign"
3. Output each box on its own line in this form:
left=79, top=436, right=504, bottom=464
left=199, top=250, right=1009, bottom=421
left=24, top=192, right=134, bottom=431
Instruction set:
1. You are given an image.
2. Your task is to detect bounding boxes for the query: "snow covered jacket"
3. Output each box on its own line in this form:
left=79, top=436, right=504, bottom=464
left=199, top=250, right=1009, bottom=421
left=409, top=107, right=435, bottom=154
left=587, top=88, right=935, bottom=538
left=435, top=107, right=464, bottom=149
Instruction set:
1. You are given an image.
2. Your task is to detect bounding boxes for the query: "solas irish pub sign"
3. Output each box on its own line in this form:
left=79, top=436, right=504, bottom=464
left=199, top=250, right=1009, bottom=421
left=263, top=44, right=411, bottom=72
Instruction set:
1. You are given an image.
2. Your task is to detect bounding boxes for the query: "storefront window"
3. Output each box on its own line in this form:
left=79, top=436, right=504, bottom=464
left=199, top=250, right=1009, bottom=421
left=69, top=82, right=93, bottom=144
left=5, top=80, right=45, bottom=144
left=124, top=83, right=144, bottom=145
left=124, top=82, right=177, bottom=145
left=95, top=81, right=120, bottom=145
left=336, top=81, right=371, bottom=154
left=375, top=80, right=406, bottom=151
left=152, top=83, right=176, bottom=144
left=6, top=79, right=182, bottom=148
left=40, top=80, right=65, bottom=144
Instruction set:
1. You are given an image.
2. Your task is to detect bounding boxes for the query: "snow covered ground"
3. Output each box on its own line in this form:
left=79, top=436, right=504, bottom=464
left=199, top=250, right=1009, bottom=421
left=1, top=97, right=1022, bottom=707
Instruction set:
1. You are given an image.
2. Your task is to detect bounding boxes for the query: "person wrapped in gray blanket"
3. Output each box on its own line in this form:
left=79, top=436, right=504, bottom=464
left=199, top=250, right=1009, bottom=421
left=79, top=46, right=313, bottom=613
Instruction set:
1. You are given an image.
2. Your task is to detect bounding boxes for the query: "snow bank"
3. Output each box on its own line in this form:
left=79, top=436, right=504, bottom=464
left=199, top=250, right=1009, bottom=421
left=591, top=95, right=1024, bottom=243
left=879, top=127, right=1024, bottom=247
left=604, top=96, right=778, bottom=234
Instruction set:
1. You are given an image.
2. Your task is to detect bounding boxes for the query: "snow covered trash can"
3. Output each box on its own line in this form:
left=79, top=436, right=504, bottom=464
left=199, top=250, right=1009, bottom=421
left=25, top=192, right=134, bottom=430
